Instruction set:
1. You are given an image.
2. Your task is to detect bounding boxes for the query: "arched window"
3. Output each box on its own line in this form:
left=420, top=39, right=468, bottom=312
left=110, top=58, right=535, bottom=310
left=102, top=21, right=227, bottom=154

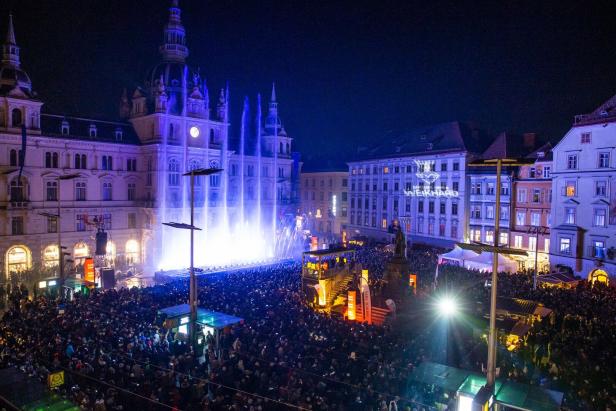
left=209, top=129, right=215, bottom=144
left=75, top=153, right=81, bottom=169
left=168, top=159, right=180, bottom=186
left=52, top=152, right=58, bottom=168
left=9, top=149, right=17, bottom=166
left=286, top=142, right=290, bottom=153
left=5, top=245, right=31, bottom=278
left=81, top=154, right=87, bottom=169
left=11, top=108, right=22, bottom=127
left=169, top=123, right=174, bottom=139
left=279, top=142, right=283, bottom=153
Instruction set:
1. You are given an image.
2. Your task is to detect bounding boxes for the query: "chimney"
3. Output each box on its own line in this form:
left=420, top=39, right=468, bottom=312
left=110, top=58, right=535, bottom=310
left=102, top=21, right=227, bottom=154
left=523, top=132, right=536, bottom=149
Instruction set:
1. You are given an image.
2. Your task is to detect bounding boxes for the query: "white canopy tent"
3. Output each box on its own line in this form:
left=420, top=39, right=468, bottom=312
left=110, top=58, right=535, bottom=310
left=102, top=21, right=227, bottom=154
left=438, top=246, right=518, bottom=273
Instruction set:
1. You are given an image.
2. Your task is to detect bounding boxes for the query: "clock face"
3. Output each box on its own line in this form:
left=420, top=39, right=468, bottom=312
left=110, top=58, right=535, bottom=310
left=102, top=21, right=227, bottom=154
left=189, top=126, right=200, bottom=138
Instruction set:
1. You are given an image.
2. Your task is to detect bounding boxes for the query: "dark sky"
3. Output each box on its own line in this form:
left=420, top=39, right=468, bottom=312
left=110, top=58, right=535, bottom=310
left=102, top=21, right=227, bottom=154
left=2, top=0, right=616, bottom=165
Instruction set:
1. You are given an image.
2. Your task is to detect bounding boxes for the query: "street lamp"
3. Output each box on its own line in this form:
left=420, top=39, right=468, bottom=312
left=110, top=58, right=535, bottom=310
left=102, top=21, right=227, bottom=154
left=163, top=167, right=222, bottom=352
left=464, top=157, right=533, bottom=398
left=437, top=295, right=459, bottom=317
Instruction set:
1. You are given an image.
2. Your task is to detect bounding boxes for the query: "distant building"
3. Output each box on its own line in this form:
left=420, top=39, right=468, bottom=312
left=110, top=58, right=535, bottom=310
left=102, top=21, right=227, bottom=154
left=347, top=122, right=487, bottom=247
left=509, top=145, right=553, bottom=272
left=300, top=170, right=348, bottom=244
left=467, top=133, right=540, bottom=251
left=550, top=94, right=616, bottom=279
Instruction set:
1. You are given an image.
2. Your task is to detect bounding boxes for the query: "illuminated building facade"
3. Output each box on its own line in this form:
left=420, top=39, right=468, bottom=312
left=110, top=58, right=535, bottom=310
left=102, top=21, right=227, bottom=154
left=467, top=132, right=539, bottom=248
left=0, top=3, right=295, bottom=279
left=509, top=146, right=553, bottom=272
left=299, top=171, right=348, bottom=243
left=347, top=122, right=486, bottom=247
left=550, top=94, right=616, bottom=279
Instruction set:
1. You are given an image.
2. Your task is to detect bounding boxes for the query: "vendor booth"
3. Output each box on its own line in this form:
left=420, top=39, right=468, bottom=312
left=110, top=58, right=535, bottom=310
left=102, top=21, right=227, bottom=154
left=158, top=304, right=243, bottom=351
left=438, top=246, right=518, bottom=273
left=37, top=277, right=94, bottom=299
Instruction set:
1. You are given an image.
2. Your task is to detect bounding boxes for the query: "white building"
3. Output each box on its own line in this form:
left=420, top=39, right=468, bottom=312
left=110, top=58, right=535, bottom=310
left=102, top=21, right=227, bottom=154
left=550, top=94, right=616, bottom=279
left=0, top=3, right=296, bottom=280
left=347, top=122, right=485, bottom=247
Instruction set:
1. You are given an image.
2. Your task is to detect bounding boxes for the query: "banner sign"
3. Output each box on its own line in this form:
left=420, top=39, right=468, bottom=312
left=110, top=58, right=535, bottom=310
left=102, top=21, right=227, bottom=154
left=48, top=371, right=64, bottom=388
left=84, top=258, right=95, bottom=283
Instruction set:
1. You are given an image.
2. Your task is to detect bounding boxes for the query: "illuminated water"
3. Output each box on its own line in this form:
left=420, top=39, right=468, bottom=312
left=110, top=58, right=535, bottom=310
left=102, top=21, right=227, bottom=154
left=155, top=79, right=300, bottom=270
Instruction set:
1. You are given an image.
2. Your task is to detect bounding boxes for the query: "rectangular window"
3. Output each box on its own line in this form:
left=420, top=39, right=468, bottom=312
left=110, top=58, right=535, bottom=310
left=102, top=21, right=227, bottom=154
left=128, top=213, right=137, bottom=229
left=532, top=188, right=542, bottom=203
left=417, top=217, right=424, bottom=233
left=381, top=218, right=387, bottom=228
left=76, top=214, right=87, bottom=232
left=471, top=205, right=481, bottom=219
left=565, top=207, right=576, bottom=224
left=439, top=202, right=446, bottom=214
left=383, top=182, right=388, bottom=191
left=405, top=201, right=411, bottom=213
left=451, top=221, right=458, bottom=238
left=75, top=182, right=86, bottom=201
left=46, top=181, right=58, bottom=201
left=439, top=220, right=446, bottom=236
left=102, top=182, right=113, bottom=201
left=418, top=201, right=424, bottom=213
left=529, top=236, right=537, bottom=251
left=127, top=183, right=136, bottom=201
left=514, top=235, right=523, bottom=249
left=501, top=183, right=510, bottom=196
left=598, top=152, right=610, bottom=168
left=529, top=167, right=536, bottom=178
left=501, top=206, right=510, bottom=220
left=580, top=132, right=591, bottom=144
left=565, top=181, right=576, bottom=197
left=470, top=229, right=481, bottom=242
left=394, top=182, right=399, bottom=191
left=485, top=230, right=494, bottom=244
left=567, top=154, right=578, bottom=170
left=544, top=238, right=550, bottom=253
left=441, top=162, right=447, bottom=172
left=342, top=178, right=348, bottom=187
left=499, top=232, right=508, bottom=245
left=595, top=181, right=607, bottom=197
left=341, top=192, right=348, bottom=202
left=47, top=216, right=58, bottom=233
left=102, top=155, right=113, bottom=171
left=486, top=205, right=494, bottom=219
left=452, top=181, right=459, bottom=192
left=487, top=183, right=495, bottom=195
left=516, top=210, right=526, bottom=226
left=560, top=238, right=571, bottom=255
left=440, top=182, right=446, bottom=191
left=428, top=219, right=434, bottom=235
left=103, top=213, right=112, bottom=230
left=530, top=211, right=541, bottom=226
left=451, top=203, right=458, bottom=215
left=517, top=189, right=527, bottom=203
left=471, top=183, right=482, bottom=195
left=341, top=207, right=347, bottom=217
left=543, top=166, right=551, bottom=178
left=453, top=162, right=460, bottom=171
left=11, top=217, right=24, bottom=235
left=594, top=208, right=606, bottom=227
left=428, top=201, right=434, bottom=214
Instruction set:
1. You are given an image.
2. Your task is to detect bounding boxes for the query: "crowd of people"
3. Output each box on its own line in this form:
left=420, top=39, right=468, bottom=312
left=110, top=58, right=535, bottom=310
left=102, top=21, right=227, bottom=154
left=0, top=245, right=615, bottom=410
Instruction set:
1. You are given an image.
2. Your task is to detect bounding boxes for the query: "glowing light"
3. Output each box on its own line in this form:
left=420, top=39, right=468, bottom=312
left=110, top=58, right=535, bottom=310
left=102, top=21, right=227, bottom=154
left=332, top=194, right=337, bottom=216
left=348, top=290, right=356, bottom=320
left=437, top=296, right=458, bottom=317
left=404, top=159, right=459, bottom=198
left=189, top=126, right=200, bottom=138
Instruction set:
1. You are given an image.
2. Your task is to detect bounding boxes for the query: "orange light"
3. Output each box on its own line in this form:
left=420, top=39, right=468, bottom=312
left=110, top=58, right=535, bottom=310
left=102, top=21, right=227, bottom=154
left=347, top=290, right=356, bottom=320
left=84, top=258, right=95, bottom=284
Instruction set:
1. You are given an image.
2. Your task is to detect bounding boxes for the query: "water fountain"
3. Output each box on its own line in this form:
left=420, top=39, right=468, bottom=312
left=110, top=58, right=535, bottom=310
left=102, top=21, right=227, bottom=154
left=155, top=81, right=302, bottom=271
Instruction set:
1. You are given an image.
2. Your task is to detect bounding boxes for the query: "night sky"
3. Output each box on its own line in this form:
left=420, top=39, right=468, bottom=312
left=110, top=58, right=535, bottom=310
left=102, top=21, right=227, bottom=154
left=2, top=0, right=616, bottom=167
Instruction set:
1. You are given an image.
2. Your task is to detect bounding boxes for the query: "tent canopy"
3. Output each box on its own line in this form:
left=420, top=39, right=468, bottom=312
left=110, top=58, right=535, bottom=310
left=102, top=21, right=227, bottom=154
left=439, top=245, right=479, bottom=263
left=439, top=246, right=518, bottom=273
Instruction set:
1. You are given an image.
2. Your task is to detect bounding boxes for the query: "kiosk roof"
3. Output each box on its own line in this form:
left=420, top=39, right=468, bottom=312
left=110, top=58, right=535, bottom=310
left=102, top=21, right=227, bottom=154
left=303, top=247, right=355, bottom=257
left=158, top=304, right=244, bottom=330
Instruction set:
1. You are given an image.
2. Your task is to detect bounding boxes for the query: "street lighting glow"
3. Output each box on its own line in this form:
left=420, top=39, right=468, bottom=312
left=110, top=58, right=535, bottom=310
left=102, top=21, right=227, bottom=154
left=437, top=296, right=458, bottom=317
left=189, top=126, right=200, bottom=138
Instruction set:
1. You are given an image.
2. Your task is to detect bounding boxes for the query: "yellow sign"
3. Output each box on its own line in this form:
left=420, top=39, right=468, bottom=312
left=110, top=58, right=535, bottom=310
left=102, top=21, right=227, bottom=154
left=48, top=371, right=65, bottom=388
left=347, top=290, right=356, bottom=321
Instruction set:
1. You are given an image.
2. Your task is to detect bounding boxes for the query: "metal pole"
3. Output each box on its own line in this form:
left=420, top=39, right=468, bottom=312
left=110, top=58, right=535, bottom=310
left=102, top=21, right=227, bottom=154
left=486, top=159, right=501, bottom=389
left=57, top=177, right=63, bottom=284
left=533, top=227, right=539, bottom=290
left=189, top=172, right=196, bottom=351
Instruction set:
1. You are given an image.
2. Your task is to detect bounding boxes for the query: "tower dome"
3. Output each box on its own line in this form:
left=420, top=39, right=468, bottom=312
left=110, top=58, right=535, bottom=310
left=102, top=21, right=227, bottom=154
left=0, top=14, right=34, bottom=97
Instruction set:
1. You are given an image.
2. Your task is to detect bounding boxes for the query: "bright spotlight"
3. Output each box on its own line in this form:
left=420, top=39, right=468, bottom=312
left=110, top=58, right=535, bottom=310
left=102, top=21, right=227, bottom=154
left=437, top=296, right=458, bottom=317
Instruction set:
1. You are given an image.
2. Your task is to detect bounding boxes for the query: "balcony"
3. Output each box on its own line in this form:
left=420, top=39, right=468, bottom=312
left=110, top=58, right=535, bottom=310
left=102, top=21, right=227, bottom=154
left=9, top=200, right=30, bottom=209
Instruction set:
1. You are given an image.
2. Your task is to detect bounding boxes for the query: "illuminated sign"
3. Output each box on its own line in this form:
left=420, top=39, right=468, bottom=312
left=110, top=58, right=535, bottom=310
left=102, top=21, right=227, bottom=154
left=403, top=159, right=459, bottom=198
left=332, top=195, right=337, bottom=216
left=48, top=371, right=65, bottom=389
left=347, top=290, right=356, bottom=320
left=84, top=258, right=95, bottom=283
left=180, top=316, right=190, bottom=324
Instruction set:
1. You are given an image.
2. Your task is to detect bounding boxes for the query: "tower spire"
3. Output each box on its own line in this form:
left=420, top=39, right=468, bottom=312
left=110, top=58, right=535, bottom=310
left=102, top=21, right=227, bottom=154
left=2, top=14, right=20, bottom=67
left=271, top=82, right=276, bottom=103
left=159, top=0, right=188, bottom=62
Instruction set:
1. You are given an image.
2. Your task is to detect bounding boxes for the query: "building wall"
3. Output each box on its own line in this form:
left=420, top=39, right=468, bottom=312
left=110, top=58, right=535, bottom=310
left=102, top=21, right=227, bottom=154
left=550, top=122, right=616, bottom=278
left=467, top=172, right=513, bottom=246
left=510, top=160, right=552, bottom=271
left=299, top=171, right=348, bottom=241
left=347, top=152, right=468, bottom=247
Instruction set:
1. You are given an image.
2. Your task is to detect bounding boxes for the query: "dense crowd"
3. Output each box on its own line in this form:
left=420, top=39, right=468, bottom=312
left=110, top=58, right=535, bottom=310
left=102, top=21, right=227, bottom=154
left=0, top=246, right=615, bottom=410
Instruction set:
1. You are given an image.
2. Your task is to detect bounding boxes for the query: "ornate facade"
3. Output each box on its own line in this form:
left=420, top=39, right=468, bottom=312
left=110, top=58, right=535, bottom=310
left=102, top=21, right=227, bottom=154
left=0, top=2, right=296, bottom=280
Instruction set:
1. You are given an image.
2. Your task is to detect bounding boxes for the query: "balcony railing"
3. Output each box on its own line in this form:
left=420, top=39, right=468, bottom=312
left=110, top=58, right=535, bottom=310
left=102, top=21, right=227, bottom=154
left=9, top=200, right=30, bottom=209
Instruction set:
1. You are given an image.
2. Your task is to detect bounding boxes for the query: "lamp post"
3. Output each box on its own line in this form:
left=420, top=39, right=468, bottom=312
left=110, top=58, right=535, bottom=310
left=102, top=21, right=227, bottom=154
left=163, top=167, right=222, bottom=351
left=462, top=157, right=533, bottom=399
left=40, top=173, right=80, bottom=286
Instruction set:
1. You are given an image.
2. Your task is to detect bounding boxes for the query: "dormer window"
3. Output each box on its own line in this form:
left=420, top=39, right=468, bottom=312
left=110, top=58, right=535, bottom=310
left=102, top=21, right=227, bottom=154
left=537, top=151, right=545, bottom=158
left=89, top=124, right=97, bottom=137
left=61, top=120, right=69, bottom=135
left=115, top=127, right=123, bottom=141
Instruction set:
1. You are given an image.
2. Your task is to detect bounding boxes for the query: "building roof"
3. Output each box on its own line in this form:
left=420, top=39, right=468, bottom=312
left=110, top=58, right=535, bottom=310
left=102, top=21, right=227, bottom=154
left=352, top=121, right=488, bottom=161
left=40, top=113, right=140, bottom=145
left=157, top=304, right=244, bottom=329
left=480, top=132, right=540, bottom=159
left=573, top=93, right=616, bottom=126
